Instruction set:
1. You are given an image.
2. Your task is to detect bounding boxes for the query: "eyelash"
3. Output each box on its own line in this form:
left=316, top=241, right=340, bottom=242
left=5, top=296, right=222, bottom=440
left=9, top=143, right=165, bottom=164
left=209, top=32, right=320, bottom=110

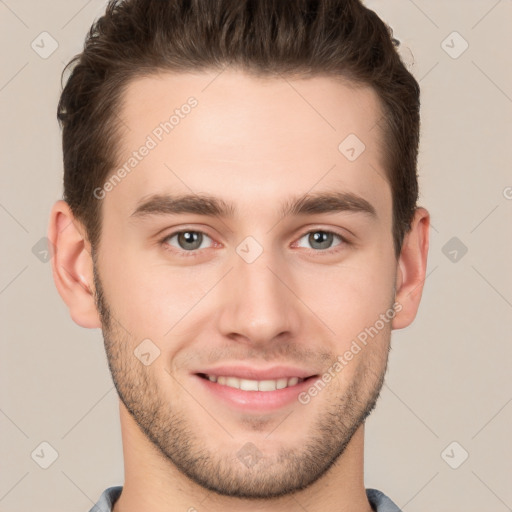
left=159, top=228, right=350, bottom=258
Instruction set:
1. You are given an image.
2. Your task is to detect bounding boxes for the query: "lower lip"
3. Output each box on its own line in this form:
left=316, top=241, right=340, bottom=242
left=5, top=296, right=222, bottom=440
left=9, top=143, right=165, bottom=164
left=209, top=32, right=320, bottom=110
left=193, top=374, right=316, bottom=412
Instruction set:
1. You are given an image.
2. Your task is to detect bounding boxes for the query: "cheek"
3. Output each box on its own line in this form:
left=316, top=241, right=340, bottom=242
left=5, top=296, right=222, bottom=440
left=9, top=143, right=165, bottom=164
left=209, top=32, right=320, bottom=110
left=292, top=249, right=395, bottom=335
left=100, top=247, right=216, bottom=340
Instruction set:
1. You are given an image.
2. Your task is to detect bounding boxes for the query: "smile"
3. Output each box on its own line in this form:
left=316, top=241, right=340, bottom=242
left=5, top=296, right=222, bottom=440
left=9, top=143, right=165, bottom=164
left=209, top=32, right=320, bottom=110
left=198, top=373, right=305, bottom=391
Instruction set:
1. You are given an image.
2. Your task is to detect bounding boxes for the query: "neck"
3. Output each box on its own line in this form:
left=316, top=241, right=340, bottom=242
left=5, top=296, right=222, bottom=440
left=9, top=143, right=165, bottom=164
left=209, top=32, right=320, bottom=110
left=113, top=401, right=373, bottom=512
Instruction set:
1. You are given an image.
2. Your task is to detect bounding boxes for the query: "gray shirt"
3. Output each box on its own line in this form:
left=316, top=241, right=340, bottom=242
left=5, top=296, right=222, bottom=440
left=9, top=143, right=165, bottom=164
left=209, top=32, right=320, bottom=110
left=88, top=486, right=402, bottom=511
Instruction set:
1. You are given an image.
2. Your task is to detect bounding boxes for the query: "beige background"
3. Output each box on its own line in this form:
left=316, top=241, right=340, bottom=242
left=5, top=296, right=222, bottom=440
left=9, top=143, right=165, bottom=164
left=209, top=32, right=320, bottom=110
left=1, top=1, right=511, bottom=510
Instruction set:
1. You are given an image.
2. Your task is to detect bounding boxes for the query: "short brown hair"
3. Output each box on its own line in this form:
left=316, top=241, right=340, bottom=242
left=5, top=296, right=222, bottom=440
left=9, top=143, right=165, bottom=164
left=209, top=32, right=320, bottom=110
left=57, top=0, right=420, bottom=258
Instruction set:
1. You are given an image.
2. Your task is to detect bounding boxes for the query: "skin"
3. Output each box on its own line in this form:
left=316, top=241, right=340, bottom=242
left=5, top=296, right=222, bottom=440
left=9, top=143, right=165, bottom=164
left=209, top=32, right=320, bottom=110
left=48, top=70, right=429, bottom=512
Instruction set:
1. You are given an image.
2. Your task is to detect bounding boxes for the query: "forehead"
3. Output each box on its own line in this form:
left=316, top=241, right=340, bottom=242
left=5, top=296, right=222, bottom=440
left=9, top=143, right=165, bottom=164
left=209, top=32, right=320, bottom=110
left=105, top=70, right=390, bottom=222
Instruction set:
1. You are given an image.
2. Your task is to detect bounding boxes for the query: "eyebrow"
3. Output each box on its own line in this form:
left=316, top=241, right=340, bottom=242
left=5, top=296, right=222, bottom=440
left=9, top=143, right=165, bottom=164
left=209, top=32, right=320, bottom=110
left=130, top=191, right=377, bottom=220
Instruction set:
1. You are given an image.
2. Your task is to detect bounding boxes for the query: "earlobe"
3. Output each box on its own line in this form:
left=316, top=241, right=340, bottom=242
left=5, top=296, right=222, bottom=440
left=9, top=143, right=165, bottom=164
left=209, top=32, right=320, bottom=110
left=392, top=207, right=430, bottom=330
left=47, top=200, right=102, bottom=329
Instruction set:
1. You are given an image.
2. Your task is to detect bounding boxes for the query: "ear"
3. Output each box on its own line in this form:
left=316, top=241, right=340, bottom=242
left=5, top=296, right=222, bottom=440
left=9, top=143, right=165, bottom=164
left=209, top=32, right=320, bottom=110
left=392, top=207, right=430, bottom=330
left=47, top=200, right=102, bottom=328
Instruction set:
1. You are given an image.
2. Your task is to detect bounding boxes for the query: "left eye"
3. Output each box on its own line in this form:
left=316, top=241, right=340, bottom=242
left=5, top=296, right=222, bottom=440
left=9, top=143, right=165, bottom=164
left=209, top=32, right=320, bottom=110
left=296, top=230, right=344, bottom=251
left=164, top=231, right=213, bottom=251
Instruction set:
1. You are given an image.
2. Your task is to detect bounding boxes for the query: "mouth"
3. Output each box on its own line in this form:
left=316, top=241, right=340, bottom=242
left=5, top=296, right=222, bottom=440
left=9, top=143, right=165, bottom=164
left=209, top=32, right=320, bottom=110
left=192, top=369, right=319, bottom=412
left=196, top=373, right=313, bottom=391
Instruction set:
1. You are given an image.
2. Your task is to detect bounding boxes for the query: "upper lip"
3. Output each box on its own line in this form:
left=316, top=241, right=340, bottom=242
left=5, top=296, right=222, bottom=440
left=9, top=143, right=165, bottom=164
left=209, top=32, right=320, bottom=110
left=194, top=365, right=318, bottom=381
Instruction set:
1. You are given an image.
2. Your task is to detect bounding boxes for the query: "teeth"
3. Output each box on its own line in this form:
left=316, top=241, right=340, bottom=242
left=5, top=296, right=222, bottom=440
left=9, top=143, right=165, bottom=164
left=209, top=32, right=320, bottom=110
left=276, top=378, right=288, bottom=390
left=225, top=376, right=239, bottom=388
left=258, top=379, right=276, bottom=391
left=206, top=375, right=304, bottom=391
left=241, top=378, right=259, bottom=391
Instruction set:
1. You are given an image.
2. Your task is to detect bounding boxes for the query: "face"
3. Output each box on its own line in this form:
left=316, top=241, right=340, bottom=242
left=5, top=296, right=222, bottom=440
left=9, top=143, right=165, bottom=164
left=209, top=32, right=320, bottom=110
left=93, top=70, right=398, bottom=498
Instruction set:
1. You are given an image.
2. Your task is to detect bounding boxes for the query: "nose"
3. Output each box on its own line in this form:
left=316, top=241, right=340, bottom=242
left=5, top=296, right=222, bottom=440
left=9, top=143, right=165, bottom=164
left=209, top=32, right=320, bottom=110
left=216, top=245, right=302, bottom=347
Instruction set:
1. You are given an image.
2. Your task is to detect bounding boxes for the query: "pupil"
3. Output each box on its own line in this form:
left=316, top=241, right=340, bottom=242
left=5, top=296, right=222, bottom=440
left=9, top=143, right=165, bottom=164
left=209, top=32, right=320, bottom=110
left=180, top=231, right=201, bottom=249
left=310, top=231, right=332, bottom=250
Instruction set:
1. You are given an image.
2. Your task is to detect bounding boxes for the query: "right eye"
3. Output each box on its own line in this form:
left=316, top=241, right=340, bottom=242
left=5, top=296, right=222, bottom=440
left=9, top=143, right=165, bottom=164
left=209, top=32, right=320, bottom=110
left=161, top=230, right=215, bottom=256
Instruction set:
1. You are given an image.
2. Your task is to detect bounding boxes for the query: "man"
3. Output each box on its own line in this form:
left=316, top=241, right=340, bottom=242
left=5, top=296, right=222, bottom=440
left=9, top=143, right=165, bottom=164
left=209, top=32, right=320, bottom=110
left=48, top=0, right=429, bottom=510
